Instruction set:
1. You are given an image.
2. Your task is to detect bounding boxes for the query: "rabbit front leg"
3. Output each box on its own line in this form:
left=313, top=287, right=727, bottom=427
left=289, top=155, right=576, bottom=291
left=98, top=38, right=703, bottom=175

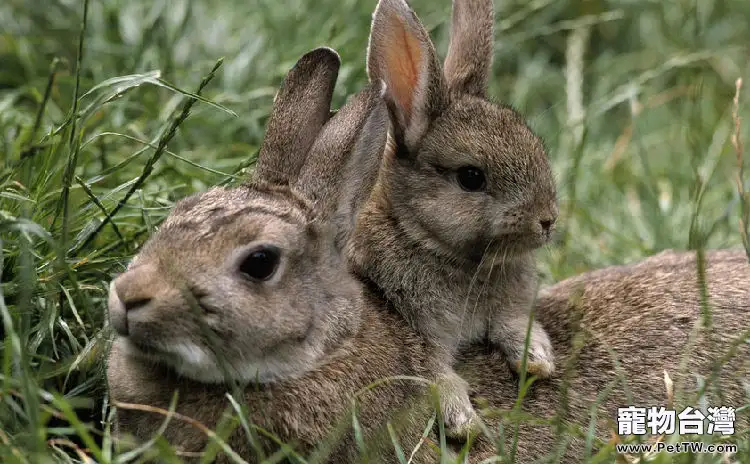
left=490, top=311, right=555, bottom=379
left=427, top=341, right=481, bottom=439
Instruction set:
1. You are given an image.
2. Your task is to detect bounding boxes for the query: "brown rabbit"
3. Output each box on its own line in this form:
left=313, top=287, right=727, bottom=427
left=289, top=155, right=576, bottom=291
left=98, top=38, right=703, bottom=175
left=459, top=248, right=750, bottom=461
left=106, top=48, right=442, bottom=463
left=348, top=0, right=558, bottom=437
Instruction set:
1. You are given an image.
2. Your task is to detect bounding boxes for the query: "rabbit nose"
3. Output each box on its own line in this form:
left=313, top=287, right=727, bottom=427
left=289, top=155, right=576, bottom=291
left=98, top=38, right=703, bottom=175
left=540, top=217, right=555, bottom=233
left=123, top=297, right=152, bottom=312
left=108, top=281, right=129, bottom=336
left=108, top=264, right=161, bottom=336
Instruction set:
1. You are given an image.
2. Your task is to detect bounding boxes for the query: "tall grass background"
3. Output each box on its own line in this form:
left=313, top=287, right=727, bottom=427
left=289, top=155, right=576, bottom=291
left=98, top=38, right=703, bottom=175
left=0, top=0, right=749, bottom=461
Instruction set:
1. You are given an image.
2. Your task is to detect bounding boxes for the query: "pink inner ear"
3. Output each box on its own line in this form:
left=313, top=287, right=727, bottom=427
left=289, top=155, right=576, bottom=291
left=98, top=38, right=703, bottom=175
left=381, top=12, right=423, bottom=123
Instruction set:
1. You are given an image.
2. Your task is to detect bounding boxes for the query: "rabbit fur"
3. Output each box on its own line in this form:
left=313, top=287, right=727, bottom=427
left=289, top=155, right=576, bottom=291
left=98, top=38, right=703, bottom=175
left=106, top=4, right=750, bottom=463
left=109, top=245, right=750, bottom=461
left=462, top=248, right=750, bottom=461
left=348, top=0, right=558, bottom=437
left=106, top=48, right=441, bottom=463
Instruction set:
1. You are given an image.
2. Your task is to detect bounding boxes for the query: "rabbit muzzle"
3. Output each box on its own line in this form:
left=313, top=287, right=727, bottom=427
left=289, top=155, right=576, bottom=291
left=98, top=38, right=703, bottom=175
left=107, top=263, right=177, bottom=341
left=514, top=197, right=558, bottom=248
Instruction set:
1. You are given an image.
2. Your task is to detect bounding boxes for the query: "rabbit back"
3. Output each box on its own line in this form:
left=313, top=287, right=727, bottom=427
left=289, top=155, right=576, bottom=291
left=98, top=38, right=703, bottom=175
left=458, top=249, right=750, bottom=461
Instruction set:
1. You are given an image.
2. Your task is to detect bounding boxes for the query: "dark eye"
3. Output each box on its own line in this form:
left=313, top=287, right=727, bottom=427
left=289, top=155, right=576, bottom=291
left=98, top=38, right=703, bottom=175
left=456, top=166, right=486, bottom=192
left=239, top=246, right=280, bottom=281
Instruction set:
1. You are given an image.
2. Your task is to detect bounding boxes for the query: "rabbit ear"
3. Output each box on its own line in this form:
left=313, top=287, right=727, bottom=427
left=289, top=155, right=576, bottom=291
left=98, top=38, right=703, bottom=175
left=443, top=0, right=494, bottom=98
left=296, top=81, right=389, bottom=247
left=366, top=0, right=448, bottom=152
left=443, top=0, right=494, bottom=97
left=253, top=48, right=340, bottom=186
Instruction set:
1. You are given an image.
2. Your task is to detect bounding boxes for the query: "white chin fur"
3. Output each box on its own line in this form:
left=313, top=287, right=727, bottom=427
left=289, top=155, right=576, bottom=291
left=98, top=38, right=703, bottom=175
left=169, top=342, right=224, bottom=382
left=119, top=337, right=322, bottom=384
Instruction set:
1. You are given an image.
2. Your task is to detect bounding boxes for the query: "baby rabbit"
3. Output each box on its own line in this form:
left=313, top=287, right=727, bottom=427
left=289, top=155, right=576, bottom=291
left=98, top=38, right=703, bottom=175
left=107, top=48, right=439, bottom=462
left=349, top=0, right=557, bottom=436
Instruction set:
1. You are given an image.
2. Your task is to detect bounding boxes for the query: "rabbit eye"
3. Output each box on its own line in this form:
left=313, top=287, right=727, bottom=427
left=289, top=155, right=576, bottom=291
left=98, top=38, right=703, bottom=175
left=239, top=246, right=280, bottom=281
left=456, top=166, right=486, bottom=192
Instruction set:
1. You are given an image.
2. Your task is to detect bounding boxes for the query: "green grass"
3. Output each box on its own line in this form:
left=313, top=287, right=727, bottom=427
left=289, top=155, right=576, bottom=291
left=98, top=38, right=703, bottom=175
left=0, top=0, right=749, bottom=462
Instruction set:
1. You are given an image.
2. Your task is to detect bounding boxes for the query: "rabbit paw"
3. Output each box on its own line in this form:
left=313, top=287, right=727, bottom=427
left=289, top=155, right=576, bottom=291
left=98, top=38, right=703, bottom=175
left=502, top=324, right=556, bottom=379
left=436, top=372, right=481, bottom=440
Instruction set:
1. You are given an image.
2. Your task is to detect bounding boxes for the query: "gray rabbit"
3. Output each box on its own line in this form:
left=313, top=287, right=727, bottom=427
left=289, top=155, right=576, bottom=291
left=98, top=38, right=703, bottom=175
left=349, top=0, right=557, bottom=437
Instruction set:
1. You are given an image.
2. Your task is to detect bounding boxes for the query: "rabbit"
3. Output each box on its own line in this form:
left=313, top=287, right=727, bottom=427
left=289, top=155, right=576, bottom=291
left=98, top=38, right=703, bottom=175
left=102, top=22, right=750, bottom=464
left=347, top=0, right=558, bottom=437
left=108, top=244, right=750, bottom=460
left=106, top=47, right=443, bottom=463
left=458, top=248, right=750, bottom=461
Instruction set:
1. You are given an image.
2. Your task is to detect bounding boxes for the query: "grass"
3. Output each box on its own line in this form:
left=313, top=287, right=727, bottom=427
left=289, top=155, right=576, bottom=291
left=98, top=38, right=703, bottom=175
left=0, top=0, right=749, bottom=461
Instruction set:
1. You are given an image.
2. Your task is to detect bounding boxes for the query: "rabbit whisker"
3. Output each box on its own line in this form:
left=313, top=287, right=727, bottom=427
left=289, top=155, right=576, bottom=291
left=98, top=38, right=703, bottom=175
left=471, top=246, right=501, bottom=343
left=458, top=238, right=496, bottom=337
